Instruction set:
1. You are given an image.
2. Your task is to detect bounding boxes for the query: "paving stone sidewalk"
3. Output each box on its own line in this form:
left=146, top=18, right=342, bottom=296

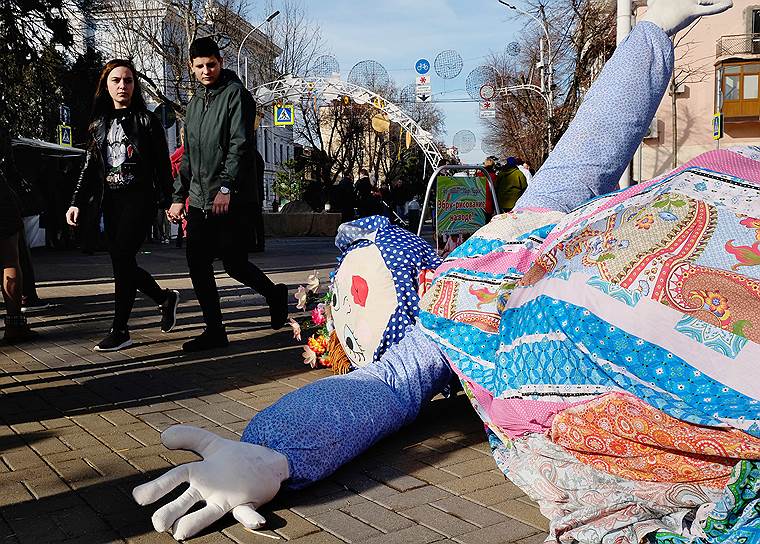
left=0, top=239, right=549, bottom=544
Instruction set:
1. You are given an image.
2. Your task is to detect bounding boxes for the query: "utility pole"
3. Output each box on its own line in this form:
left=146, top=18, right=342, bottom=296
left=617, top=0, right=633, bottom=188
left=497, top=0, right=554, bottom=152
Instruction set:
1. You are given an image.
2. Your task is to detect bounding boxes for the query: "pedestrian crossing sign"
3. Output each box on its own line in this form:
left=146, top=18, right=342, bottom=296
left=274, top=104, right=295, bottom=126
left=58, top=124, right=72, bottom=147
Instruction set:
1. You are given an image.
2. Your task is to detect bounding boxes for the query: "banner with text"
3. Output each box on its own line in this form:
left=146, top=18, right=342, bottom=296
left=435, top=175, right=487, bottom=256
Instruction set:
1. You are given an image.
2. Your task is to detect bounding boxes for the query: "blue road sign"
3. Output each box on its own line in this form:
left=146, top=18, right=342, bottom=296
left=58, top=125, right=72, bottom=147
left=274, top=104, right=295, bottom=126
left=59, top=104, right=70, bottom=125
left=415, top=59, right=430, bottom=75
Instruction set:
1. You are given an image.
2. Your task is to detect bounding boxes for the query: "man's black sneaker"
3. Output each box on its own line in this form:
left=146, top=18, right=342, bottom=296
left=182, top=328, right=228, bottom=353
left=160, top=290, right=180, bottom=333
left=94, top=329, right=132, bottom=352
left=268, top=283, right=289, bottom=330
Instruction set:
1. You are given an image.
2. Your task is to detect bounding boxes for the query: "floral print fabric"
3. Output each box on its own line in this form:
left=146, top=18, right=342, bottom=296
left=551, top=392, right=760, bottom=488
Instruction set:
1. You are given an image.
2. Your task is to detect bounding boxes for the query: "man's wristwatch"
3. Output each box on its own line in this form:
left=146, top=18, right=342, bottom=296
left=219, top=186, right=230, bottom=195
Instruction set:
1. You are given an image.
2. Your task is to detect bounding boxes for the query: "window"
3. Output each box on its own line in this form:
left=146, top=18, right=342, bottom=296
left=746, top=74, right=759, bottom=100
left=753, top=9, right=760, bottom=34
left=280, top=144, right=284, bottom=164
left=720, top=62, right=760, bottom=118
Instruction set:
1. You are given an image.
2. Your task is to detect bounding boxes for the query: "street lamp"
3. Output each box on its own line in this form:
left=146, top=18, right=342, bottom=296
left=236, top=10, right=280, bottom=85
left=497, top=0, right=555, bottom=151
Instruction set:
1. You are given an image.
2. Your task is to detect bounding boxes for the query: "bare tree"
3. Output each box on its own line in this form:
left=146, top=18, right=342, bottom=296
left=669, top=21, right=713, bottom=167
left=292, top=79, right=445, bottom=187
left=261, top=0, right=326, bottom=81
left=484, top=0, right=616, bottom=167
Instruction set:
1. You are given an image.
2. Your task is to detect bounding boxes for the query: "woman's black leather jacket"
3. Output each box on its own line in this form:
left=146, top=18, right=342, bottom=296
left=70, top=108, right=173, bottom=210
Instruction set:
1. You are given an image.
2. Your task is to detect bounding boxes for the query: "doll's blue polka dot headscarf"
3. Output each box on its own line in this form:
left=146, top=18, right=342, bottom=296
left=334, top=215, right=442, bottom=365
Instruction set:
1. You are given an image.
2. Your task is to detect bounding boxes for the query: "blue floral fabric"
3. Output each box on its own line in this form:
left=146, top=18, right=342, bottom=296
left=242, top=325, right=451, bottom=489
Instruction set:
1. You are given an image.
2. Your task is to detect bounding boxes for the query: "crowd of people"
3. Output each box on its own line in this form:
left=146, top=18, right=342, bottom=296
left=301, top=168, right=426, bottom=230
left=480, top=155, right=534, bottom=214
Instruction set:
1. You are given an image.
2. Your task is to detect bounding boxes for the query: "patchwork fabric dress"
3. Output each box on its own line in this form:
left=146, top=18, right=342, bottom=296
left=420, top=149, right=760, bottom=542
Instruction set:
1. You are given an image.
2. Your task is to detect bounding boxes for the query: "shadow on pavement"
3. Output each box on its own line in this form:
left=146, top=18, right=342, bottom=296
left=1, top=393, right=485, bottom=544
left=0, top=335, right=308, bottom=426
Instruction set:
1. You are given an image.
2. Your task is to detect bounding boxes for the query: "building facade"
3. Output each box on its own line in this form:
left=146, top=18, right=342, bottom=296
left=637, top=1, right=760, bottom=180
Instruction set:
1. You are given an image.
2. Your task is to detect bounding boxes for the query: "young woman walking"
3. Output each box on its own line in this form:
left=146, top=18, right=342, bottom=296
left=66, top=59, right=179, bottom=351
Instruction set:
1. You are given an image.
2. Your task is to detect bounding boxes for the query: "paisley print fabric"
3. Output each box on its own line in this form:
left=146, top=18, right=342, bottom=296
left=499, top=433, right=723, bottom=544
left=652, top=460, right=760, bottom=544
left=551, top=392, right=760, bottom=488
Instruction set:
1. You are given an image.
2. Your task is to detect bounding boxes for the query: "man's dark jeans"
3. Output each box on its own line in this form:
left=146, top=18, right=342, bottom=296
left=185, top=205, right=274, bottom=330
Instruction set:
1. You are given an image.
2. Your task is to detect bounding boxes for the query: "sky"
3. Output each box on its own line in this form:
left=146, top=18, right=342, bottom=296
left=260, top=0, right=524, bottom=165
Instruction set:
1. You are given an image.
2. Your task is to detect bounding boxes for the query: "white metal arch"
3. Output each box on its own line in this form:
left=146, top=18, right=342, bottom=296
left=252, top=75, right=443, bottom=169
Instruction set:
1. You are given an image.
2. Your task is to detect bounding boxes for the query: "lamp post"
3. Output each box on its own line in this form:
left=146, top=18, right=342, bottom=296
left=236, top=10, right=280, bottom=87
left=498, top=1, right=554, bottom=114
left=497, top=1, right=555, bottom=152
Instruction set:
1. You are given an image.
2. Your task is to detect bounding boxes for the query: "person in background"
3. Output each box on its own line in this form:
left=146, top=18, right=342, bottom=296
left=303, top=177, right=324, bottom=213
left=0, top=128, right=35, bottom=343
left=329, top=171, right=355, bottom=223
left=495, top=157, right=528, bottom=212
left=517, top=158, right=533, bottom=185
left=166, top=37, right=288, bottom=352
left=66, top=59, right=180, bottom=352
left=354, top=168, right=376, bottom=218
left=169, top=143, right=186, bottom=248
left=3, top=140, right=49, bottom=313
left=477, top=156, right=498, bottom=218
left=251, top=149, right=266, bottom=252
left=19, top=231, right=47, bottom=312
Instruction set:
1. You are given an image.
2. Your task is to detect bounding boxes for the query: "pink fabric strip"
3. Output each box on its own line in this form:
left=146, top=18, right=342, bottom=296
left=435, top=248, right=539, bottom=277
left=449, top=361, right=583, bottom=439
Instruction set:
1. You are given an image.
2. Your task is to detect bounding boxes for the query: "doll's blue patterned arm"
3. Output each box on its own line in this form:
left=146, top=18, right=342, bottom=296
left=517, top=21, right=674, bottom=212
left=241, top=325, right=452, bottom=489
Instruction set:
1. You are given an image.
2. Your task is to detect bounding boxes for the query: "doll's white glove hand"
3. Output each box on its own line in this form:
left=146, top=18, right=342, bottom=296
left=132, top=425, right=289, bottom=541
left=641, top=0, right=733, bottom=36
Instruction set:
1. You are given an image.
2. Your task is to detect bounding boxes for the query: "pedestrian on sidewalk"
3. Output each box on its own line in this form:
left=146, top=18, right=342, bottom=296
left=2, top=135, right=49, bottom=313
left=66, top=59, right=180, bottom=352
left=250, top=148, right=266, bottom=252
left=170, top=144, right=186, bottom=248
left=167, top=37, right=288, bottom=353
left=495, top=157, right=528, bottom=212
left=0, top=128, right=35, bottom=344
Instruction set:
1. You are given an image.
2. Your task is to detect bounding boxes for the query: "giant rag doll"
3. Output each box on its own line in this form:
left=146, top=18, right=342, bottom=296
left=133, top=1, right=760, bottom=542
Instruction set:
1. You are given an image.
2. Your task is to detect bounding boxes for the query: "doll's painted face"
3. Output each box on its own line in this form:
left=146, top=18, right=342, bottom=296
left=330, top=245, right=397, bottom=367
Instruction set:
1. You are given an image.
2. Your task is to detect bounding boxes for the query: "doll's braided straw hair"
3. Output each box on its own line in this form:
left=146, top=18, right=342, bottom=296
left=328, top=331, right=351, bottom=375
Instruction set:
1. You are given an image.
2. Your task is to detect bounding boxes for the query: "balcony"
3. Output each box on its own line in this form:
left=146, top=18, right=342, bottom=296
left=717, top=34, right=760, bottom=58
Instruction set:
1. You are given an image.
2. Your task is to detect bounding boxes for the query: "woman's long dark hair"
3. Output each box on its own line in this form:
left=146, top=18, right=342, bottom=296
left=90, top=59, right=147, bottom=131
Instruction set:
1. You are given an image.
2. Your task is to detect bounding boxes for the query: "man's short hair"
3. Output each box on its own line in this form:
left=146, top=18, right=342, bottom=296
left=190, top=37, right=221, bottom=60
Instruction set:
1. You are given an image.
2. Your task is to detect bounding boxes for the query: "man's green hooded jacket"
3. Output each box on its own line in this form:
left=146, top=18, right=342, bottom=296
left=175, top=69, right=259, bottom=210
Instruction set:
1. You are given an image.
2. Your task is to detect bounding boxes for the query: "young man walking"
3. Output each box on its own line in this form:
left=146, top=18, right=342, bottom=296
left=168, top=37, right=288, bottom=352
